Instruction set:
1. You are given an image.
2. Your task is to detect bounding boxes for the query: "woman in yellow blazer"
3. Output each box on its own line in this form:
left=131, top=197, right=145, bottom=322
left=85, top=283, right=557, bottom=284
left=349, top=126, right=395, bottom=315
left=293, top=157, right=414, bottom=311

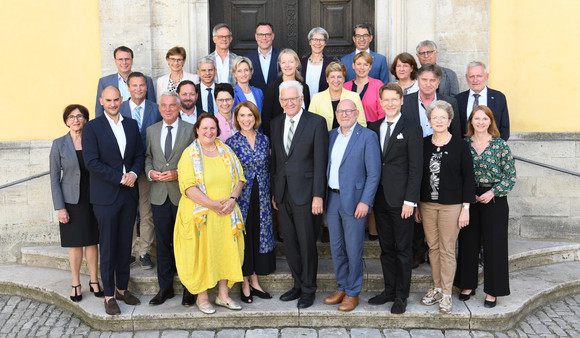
left=309, top=61, right=366, bottom=131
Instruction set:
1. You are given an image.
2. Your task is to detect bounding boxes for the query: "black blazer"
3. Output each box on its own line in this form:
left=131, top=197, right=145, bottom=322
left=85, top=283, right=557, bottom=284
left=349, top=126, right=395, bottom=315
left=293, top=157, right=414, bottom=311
left=300, top=55, right=334, bottom=94
left=400, top=92, right=462, bottom=138
left=270, top=111, right=328, bottom=206
left=368, top=115, right=423, bottom=207
left=245, top=48, right=281, bottom=93
left=262, top=77, right=311, bottom=138
left=455, top=88, right=510, bottom=141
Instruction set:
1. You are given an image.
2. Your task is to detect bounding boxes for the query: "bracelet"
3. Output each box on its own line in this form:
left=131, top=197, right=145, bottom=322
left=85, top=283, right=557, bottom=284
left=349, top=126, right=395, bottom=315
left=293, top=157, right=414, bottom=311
left=230, top=196, right=238, bottom=202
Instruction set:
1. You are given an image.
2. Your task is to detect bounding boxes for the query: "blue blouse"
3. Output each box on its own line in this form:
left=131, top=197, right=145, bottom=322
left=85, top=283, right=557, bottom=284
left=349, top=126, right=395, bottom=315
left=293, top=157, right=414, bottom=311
left=234, top=84, right=264, bottom=113
left=225, top=131, right=274, bottom=253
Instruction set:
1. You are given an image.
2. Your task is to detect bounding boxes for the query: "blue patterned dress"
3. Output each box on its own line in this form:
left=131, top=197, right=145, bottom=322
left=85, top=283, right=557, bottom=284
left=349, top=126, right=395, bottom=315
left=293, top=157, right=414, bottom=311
left=226, top=131, right=275, bottom=275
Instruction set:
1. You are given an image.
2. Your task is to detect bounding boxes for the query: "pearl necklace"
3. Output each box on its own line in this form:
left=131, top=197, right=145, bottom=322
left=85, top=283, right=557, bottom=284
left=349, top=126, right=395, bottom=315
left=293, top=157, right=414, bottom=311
left=431, top=133, right=452, bottom=152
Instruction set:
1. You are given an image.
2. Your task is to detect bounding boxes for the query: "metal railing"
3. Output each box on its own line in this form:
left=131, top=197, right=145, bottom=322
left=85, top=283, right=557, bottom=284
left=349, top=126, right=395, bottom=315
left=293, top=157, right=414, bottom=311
left=0, top=171, right=49, bottom=190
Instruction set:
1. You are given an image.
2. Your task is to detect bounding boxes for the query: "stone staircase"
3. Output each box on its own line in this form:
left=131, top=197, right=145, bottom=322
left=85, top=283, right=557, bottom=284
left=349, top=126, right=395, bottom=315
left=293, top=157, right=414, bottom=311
left=1, top=239, right=579, bottom=332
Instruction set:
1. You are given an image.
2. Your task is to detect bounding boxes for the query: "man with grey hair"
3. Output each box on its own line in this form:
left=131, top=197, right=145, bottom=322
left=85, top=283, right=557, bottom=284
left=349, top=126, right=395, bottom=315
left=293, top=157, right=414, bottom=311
left=416, top=40, right=459, bottom=97
left=270, top=80, right=328, bottom=309
left=455, top=61, right=510, bottom=140
left=341, top=23, right=389, bottom=83
left=195, top=57, right=217, bottom=114
left=206, top=23, right=238, bottom=86
left=145, top=91, right=195, bottom=306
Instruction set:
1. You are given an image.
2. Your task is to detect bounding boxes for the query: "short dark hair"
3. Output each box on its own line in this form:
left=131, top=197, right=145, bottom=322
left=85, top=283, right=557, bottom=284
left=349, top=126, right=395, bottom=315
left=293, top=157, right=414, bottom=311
left=417, top=63, right=443, bottom=80
left=62, top=104, right=89, bottom=125
left=177, top=80, right=196, bottom=94
left=256, top=22, right=273, bottom=30
left=233, top=101, right=261, bottom=130
left=127, top=72, right=147, bottom=86
left=353, top=23, right=373, bottom=37
left=379, top=82, right=403, bottom=99
left=213, top=83, right=234, bottom=100
left=114, top=46, right=133, bottom=59
left=390, top=52, right=419, bottom=80
left=193, top=113, right=221, bottom=138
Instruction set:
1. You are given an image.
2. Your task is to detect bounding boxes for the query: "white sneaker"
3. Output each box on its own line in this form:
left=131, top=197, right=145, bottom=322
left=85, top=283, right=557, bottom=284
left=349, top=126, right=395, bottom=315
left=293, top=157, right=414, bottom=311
left=439, top=295, right=452, bottom=314
left=421, top=288, right=443, bottom=306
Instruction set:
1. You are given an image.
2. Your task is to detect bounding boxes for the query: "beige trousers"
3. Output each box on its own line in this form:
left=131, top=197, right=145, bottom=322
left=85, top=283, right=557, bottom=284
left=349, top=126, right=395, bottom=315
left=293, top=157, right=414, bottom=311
left=132, top=173, right=155, bottom=257
left=420, top=202, right=461, bottom=295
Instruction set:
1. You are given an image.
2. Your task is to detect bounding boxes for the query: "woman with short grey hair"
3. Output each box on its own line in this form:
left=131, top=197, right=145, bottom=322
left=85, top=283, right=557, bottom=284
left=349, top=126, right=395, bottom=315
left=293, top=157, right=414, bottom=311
left=300, top=27, right=334, bottom=99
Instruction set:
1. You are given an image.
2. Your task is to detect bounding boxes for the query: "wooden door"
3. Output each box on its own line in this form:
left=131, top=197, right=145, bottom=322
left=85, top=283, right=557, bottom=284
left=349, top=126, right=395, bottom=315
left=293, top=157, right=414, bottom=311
left=209, top=0, right=375, bottom=59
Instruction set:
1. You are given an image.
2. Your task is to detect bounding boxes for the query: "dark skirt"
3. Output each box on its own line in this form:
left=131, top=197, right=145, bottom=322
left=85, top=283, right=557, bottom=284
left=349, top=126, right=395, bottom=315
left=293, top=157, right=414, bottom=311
left=242, top=181, right=276, bottom=276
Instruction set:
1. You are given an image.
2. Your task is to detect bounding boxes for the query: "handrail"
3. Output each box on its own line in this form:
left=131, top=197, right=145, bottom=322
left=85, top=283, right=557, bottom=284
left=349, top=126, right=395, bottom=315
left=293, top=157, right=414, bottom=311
left=0, top=171, right=50, bottom=190
left=514, top=155, right=580, bottom=177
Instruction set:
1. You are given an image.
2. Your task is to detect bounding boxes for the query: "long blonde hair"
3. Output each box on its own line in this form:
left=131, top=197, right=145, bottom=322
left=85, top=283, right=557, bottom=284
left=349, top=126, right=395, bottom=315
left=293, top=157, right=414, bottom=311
left=278, top=48, right=304, bottom=82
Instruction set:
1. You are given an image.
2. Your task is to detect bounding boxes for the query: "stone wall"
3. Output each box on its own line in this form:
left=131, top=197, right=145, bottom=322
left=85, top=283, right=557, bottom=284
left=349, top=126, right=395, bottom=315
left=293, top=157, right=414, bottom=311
left=0, top=133, right=578, bottom=263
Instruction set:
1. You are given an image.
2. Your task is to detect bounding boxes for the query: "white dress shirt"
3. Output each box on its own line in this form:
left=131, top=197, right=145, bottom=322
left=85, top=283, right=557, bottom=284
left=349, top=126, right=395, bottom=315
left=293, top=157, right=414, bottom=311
left=117, top=74, right=130, bottom=102
left=214, top=52, right=231, bottom=85
left=180, top=108, right=198, bottom=125
left=467, top=86, right=488, bottom=119
left=200, top=82, right=216, bottom=114
left=418, top=93, right=439, bottom=137
left=160, top=118, right=178, bottom=155
left=129, top=99, right=146, bottom=130
left=258, top=48, right=273, bottom=83
left=104, top=113, right=128, bottom=177
left=283, top=109, right=303, bottom=151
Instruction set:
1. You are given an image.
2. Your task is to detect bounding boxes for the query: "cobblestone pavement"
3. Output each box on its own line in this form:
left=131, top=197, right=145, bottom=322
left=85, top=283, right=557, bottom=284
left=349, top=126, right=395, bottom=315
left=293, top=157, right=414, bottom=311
left=1, top=294, right=580, bottom=337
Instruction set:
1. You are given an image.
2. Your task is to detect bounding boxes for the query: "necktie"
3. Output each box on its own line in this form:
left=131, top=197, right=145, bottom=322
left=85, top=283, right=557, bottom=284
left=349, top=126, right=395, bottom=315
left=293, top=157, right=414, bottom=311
left=206, top=88, right=214, bottom=114
left=473, top=93, right=480, bottom=109
left=134, top=106, right=142, bottom=131
left=164, top=126, right=173, bottom=161
left=286, top=119, right=295, bottom=154
left=382, top=122, right=393, bottom=158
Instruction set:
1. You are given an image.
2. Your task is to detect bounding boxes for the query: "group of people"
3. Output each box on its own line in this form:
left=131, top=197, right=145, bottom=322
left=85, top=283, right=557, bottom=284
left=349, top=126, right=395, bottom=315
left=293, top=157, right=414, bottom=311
left=50, top=21, right=515, bottom=317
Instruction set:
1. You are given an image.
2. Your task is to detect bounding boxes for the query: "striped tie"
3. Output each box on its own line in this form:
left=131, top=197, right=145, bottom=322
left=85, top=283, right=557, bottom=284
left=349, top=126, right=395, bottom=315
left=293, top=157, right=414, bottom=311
left=286, top=119, right=295, bottom=154
left=134, top=106, right=143, bottom=131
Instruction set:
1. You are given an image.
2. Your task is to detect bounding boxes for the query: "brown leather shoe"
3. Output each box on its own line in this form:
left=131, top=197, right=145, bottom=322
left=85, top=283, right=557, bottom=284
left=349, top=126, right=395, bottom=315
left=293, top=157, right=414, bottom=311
left=338, top=295, right=359, bottom=311
left=412, top=253, right=425, bottom=269
left=324, top=291, right=345, bottom=304
left=104, top=298, right=121, bottom=315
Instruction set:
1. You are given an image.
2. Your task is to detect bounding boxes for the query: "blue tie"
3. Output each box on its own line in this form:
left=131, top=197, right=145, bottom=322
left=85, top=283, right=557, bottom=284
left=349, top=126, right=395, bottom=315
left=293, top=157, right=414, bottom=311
left=206, top=88, right=214, bottom=114
left=134, top=106, right=142, bottom=131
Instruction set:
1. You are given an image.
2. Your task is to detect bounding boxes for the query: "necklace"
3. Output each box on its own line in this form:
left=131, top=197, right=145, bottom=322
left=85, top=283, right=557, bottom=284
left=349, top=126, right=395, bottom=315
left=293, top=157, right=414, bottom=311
left=431, top=132, right=452, bottom=152
left=202, top=144, right=217, bottom=152
left=308, top=56, right=323, bottom=64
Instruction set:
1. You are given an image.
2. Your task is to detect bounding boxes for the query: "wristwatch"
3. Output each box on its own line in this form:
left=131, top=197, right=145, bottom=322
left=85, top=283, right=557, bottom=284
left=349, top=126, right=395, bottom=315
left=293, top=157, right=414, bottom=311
left=462, top=204, right=470, bottom=210
left=230, top=196, right=238, bottom=202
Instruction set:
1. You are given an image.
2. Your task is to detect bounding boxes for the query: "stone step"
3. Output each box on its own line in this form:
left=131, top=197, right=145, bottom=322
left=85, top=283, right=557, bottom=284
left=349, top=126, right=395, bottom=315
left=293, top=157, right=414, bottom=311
left=1, top=261, right=580, bottom=332
left=275, top=239, right=381, bottom=259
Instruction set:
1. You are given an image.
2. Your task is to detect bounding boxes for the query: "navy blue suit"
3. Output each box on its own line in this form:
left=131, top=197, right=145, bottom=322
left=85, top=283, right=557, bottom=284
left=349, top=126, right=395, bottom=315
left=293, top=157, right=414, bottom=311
left=455, top=87, right=510, bottom=141
left=326, top=123, right=381, bottom=297
left=95, top=73, right=156, bottom=116
left=82, top=114, right=145, bottom=297
left=245, top=48, right=280, bottom=93
left=119, top=99, right=162, bottom=149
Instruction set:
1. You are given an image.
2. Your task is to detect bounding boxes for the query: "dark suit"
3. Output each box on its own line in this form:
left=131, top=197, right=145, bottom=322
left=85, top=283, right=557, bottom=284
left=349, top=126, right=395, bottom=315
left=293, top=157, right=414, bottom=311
left=368, top=115, right=423, bottom=299
left=82, top=114, right=144, bottom=297
left=326, top=123, right=381, bottom=297
left=245, top=48, right=281, bottom=93
left=95, top=73, right=156, bottom=116
left=455, top=87, right=510, bottom=141
left=270, top=110, right=328, bottom=295
left=300, top=55, right=334, bottom=94
left=145, top=119, right=194, bottom=290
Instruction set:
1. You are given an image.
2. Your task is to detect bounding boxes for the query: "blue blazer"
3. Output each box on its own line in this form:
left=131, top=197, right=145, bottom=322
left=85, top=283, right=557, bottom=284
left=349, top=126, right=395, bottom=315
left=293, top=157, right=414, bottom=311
left=95, top=73, right=156, bottom=116
left=245, top=48, right=280, bottom=93
left=456, top=87, right=510, bottom=141
left=82, top=114, right=144, bottom=205
left=327, top=123, right=381, bottom=215
left=119, top=99, right=161, bottom=149
left=340, top=50, right=389, bottom=83
left=233, top=84, right=264, bottom=112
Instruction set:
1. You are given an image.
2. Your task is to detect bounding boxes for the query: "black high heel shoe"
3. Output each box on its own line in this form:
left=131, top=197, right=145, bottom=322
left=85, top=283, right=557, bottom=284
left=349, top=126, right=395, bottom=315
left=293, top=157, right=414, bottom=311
left=459, top=289, right=475, bottom=301
left=70, top=284, right=82, bottom=302
left=241, top=288, right=253, bottom=303
left=89, top=281, right=105, bottom=298
left=484, top=296, right=497, bottom=308
left=250, top=285, right=272, bottom=299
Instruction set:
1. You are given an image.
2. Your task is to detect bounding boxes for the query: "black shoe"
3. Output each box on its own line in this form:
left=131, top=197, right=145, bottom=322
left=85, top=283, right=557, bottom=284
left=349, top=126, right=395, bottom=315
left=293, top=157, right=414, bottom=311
left=140, top=253, right=154, bottom=270
left=89, top=281, right=104, bottom=298
left=280, top=288, right=301, bottom=301
left=459, top=289, right=476, bottom=301
left=484, top=297, right=497, bottom=308
left=250, top=285, right=272, bottom=299
left=368, top=291, right=395, bottom=305
left=297, top=293, right=315, bottom=308
left=149, top=288, right=174, bottom=305
left=241, top=288, right=253, bottom=304
left=104, top=298, right=121, bottom=315
left=115, top=290, right=141, bottom=305
left=368, top=233, right=379, bottom=241
left=70, top=284, right=82, bottom=302
left=129, top=256, right=137, bottom=268
left=320, top=227, right=330, bottom=243
left=391, top=298, right=407, bottom=314
left=181, top=287, right=196, bottom=307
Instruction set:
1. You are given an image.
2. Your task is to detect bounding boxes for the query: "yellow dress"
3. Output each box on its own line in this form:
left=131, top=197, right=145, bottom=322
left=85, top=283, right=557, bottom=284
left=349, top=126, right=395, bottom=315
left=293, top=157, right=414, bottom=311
left=174, top=152, right=245, bottom=294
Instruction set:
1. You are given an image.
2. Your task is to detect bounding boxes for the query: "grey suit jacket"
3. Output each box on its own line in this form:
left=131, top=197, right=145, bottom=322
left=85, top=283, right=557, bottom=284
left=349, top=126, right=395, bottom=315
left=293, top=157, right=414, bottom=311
left=206, top=50, right=238, bottom=86
left=50, top=133, right=81, bottom=210
left=438, top=66, right=459, bottom=97
left=145, top=119, right=195, bottom=206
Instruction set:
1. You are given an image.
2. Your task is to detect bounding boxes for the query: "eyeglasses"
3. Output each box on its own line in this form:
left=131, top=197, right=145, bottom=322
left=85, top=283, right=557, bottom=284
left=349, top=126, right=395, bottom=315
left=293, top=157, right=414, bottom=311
left=216, top=98, right=234, bottom=104
left=67, top=114, right=84, bottom=121
left=310, top=38, right=326, bottom=43
left=168, top=57, right=184, bottom=63
left=336, top=109, right=357, bottom=116
left=256, top=33, right=273, bottom=38
left=354, top=34, right=371, bottom=39
left=280, top=96, right=301, bottom=104
left=430, top=116, right=448, bottom=121
left=417, top=50, right=436, bottom=57
left=214, top=35, right=231, bottom=40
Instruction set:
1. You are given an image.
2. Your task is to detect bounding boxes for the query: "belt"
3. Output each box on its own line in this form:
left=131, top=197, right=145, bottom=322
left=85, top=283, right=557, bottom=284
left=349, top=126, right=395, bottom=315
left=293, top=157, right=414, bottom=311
left=475, top=182, right=494, bottom=188
left=329, top=187, right=340, bottom=194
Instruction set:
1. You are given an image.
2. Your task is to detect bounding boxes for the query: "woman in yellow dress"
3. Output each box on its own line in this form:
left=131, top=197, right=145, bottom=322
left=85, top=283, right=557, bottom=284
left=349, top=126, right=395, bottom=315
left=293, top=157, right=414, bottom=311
left=174, top=113, right=246, bottom=314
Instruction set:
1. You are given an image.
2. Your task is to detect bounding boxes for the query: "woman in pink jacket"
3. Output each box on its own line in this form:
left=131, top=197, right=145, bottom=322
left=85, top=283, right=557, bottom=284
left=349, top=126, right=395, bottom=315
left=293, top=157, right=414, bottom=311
left=343, top=51, right=384, bottom=123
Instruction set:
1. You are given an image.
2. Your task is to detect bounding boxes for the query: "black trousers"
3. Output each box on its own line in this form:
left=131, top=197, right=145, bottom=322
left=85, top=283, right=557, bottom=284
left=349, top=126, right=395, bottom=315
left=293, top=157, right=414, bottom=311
left=151, top=197, right=178, bottom=290
left=455, top=187, right=510, bottom=297
left=413, top=221, right=427, bottom=255
left=374, top=185, right=414, bottom=299
left=278, top=189, right=319, bottom=295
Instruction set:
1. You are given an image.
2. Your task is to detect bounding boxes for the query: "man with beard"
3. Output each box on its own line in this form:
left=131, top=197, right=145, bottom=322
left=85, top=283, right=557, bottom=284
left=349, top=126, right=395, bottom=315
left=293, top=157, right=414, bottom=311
left=177, top=80, right=203, bottom=125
